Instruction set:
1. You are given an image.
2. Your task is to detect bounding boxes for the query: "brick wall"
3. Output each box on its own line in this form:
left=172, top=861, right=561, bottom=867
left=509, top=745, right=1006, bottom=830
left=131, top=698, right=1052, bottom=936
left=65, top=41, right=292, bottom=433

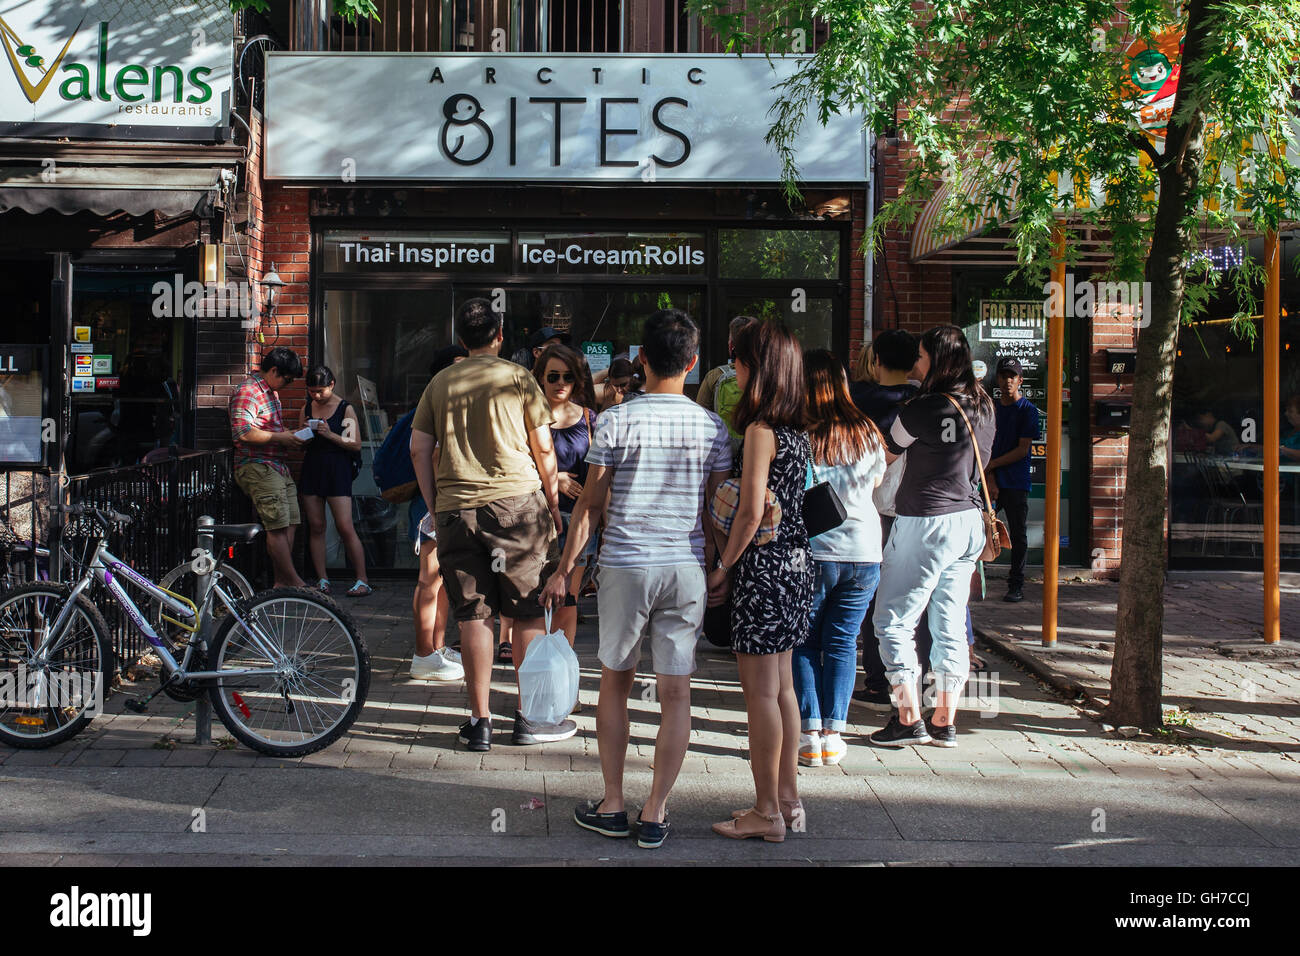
left=196, top=109, right=313, bottom=450
left=870, top=137, right=953, bottom=336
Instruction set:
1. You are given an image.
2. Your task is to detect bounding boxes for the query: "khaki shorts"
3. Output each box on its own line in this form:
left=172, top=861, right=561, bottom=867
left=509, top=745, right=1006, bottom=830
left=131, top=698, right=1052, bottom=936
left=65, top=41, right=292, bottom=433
left=235, top=463, right=301, bottom=532
left=435, top=490, right=559, bottom=622
left=596, top=564, right=706, bottom=677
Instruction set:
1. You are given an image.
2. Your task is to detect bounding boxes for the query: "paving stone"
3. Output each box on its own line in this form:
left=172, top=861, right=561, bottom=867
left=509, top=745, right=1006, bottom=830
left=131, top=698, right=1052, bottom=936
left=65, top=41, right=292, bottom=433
left=344, top=752, right=394, bottom=769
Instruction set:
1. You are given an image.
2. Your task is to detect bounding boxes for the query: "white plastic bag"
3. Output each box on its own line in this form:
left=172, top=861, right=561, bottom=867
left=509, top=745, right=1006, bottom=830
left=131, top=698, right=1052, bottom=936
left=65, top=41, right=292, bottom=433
left=518, top=609, right=579, bottom=726
left=873, top=453, right=906, bottom=517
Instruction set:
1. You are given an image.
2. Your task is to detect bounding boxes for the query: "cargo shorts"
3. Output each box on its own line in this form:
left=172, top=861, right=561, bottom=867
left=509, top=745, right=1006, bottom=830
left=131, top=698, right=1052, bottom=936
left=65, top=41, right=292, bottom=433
left=235, top=463, right=301, bottom=532
left=435, top=490, right=559, bottom=622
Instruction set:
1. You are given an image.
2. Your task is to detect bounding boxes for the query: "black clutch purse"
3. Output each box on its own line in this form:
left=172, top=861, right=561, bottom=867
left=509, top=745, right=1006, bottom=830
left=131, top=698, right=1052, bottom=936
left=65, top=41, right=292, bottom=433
left=802, top=461, right=847, bottom=538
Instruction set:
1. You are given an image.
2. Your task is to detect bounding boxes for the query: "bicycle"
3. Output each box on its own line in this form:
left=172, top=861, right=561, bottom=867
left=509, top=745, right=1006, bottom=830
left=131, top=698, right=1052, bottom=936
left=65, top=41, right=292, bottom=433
left=0, top=504, right=370, bottom=756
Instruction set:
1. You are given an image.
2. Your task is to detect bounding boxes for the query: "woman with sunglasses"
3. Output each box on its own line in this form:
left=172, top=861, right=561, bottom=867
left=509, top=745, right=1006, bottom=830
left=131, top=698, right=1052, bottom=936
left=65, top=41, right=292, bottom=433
left=534, top=344, right=598, bottom=644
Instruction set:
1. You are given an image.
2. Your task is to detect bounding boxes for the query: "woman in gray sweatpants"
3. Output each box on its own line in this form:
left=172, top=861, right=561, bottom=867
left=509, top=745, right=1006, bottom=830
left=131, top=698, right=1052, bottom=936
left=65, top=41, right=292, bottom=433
left=870, top=326, right=994, bottom=749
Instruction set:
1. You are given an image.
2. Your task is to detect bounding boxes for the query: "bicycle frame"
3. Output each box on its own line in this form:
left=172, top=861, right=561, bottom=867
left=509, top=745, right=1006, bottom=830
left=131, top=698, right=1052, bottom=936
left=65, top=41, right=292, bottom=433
left=37, top=537, right=290, bottom=682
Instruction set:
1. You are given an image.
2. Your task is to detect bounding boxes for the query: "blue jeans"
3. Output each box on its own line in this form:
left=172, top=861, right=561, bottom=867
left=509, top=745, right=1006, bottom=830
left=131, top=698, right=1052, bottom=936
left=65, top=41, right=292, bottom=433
left=794, top=560, right=881, bottom=732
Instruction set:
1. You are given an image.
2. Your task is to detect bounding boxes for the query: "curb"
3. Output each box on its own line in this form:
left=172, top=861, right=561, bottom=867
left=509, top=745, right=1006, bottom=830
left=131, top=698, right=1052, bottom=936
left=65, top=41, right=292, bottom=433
left=972, top=624, right=1108, bottom=712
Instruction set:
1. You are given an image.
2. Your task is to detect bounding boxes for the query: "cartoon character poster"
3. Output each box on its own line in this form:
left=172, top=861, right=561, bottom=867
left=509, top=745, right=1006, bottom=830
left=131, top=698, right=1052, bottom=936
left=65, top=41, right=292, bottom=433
left=1123, top=28, right=1183, bottom=137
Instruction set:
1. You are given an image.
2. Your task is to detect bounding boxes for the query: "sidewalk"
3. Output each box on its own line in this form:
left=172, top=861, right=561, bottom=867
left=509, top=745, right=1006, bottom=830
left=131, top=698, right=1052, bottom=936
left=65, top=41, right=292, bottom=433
left=972, top=570, right=1300, bottom=750
left=2, top=581, right=1299, bottom=864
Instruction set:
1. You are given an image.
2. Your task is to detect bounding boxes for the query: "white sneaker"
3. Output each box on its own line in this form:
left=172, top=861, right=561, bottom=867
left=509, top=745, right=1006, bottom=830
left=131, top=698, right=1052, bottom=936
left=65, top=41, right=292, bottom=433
left=441, top=647, right=461, bottom=665
left=411, top=649, right=464, bottom=682
left=822, top=731, right=848, bottom=766
left=799, top=731, right=823, bottom=767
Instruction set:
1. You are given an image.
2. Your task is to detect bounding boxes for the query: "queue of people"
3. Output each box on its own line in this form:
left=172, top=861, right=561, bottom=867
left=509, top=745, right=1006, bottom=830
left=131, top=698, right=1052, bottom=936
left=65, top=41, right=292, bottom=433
left=229, top=304, right=1002, bottom=850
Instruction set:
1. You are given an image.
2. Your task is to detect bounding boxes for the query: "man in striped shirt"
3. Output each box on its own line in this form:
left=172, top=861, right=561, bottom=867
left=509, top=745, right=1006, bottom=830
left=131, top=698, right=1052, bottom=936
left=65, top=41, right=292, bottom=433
left=229, top=347, right=307, bottom=587
left=543, top=309, right=731, bottom=849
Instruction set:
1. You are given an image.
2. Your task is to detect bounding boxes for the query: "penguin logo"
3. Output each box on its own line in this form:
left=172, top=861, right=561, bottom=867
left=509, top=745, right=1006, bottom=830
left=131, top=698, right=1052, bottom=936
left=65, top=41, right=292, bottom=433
left=440, top=94, right=494, bottom=166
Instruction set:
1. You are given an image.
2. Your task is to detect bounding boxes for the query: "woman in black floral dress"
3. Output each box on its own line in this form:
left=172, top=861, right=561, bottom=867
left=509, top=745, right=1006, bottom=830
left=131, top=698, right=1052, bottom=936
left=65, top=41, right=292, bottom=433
left=707, top=321, right=812, bottom=843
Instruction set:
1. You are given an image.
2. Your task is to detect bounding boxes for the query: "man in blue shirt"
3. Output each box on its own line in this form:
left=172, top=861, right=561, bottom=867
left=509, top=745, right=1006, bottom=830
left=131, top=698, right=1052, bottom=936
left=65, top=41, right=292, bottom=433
left=985, top=357, right=1040, bottom=603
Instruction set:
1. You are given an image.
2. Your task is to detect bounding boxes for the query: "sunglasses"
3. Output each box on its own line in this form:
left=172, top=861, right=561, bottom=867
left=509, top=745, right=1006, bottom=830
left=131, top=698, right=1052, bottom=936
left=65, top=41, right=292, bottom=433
left=546, top=371, right=575, bottom=384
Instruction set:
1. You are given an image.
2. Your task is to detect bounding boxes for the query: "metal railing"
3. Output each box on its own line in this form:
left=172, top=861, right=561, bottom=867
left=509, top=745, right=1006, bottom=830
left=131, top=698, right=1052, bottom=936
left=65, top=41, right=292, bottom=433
left=300, top=0, right=826, bottom=54
left=1, top=449, right=266, bottom=666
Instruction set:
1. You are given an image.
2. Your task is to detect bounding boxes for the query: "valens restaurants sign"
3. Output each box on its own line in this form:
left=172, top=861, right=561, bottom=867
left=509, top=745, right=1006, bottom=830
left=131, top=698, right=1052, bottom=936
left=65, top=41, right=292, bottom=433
left=266, top=54, right=867, bottom=183
left=0, top=0, right=232, bottom=135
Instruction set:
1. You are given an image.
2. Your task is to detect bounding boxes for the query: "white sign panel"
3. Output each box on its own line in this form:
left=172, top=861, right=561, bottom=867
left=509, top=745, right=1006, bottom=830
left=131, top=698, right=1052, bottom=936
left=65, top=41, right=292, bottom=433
left=0, top=0, right=232, bottom=135
left=266, top=54, right=866, bottom=183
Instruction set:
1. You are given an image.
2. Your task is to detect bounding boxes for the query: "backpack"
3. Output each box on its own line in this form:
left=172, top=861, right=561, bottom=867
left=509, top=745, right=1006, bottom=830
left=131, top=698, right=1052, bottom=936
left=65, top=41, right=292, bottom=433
left=372, top=407, right=419, bottom=503
left=714, top=364, right=744, bottom=448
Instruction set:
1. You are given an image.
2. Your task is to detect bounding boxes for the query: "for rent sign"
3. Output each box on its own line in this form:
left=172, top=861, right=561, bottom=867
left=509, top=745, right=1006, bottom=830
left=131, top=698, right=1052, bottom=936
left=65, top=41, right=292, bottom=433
left=0, top=0, right=232, bottom=136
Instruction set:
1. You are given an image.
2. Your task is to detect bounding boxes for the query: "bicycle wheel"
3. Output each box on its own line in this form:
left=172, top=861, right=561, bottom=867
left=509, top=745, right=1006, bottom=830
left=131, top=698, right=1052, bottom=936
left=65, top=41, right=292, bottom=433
left=207, top=586, right=369, bottom=757
left=0, top=583, right=113, bottom=748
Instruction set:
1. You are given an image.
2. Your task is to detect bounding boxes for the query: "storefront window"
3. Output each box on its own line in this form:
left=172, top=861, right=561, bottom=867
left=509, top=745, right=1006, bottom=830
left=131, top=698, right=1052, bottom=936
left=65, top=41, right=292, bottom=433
left=1169, top=240, right=1300, bottom=567
left=723, top=293, right=835, bottom=353
left=314, top=221, right=849, bottom=573
left=718, top=229, right=839, bottom=280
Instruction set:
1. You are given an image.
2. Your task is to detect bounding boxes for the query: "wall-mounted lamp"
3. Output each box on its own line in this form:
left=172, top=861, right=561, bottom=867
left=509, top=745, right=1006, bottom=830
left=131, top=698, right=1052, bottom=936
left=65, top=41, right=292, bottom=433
left=201, top=243, right=226, bottom=285
left=261, top=263, right=285, bottom=319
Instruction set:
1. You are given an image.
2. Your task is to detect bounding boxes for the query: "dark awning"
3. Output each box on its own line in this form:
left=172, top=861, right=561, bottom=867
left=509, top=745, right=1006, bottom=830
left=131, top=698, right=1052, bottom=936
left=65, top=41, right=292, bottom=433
left=0, top=164, right=232, bottom=217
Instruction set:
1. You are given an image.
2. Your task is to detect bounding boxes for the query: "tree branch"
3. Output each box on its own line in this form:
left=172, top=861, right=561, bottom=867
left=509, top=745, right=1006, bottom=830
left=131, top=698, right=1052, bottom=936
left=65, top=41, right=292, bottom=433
left=1129, top=130, right=1165, bottom=169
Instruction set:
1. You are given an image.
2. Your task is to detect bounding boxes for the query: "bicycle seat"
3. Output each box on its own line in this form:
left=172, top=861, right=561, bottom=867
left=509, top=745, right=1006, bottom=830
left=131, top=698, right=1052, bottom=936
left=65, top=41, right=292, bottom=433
left=210, top=523, right=263, bottom=542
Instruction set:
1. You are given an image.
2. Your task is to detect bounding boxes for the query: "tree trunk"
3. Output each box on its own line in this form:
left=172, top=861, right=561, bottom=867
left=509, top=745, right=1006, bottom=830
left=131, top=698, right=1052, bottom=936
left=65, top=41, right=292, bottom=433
left=1106, top=0, right=1213, bottom=729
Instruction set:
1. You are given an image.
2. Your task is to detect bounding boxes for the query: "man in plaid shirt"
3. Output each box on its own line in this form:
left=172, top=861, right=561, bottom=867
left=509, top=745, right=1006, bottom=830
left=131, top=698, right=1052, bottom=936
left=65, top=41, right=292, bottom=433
left=230, top=347, right=307, bottom=587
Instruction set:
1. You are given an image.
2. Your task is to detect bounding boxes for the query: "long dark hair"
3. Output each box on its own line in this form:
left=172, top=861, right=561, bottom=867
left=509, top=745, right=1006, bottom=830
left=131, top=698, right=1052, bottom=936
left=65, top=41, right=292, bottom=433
left=533, top=343, right=595, bottom=409
left=731, top=321, right=806, bottom=432
left=805, top=350, right=883, bottom=466
left=919, top=326, right=993, bottom=421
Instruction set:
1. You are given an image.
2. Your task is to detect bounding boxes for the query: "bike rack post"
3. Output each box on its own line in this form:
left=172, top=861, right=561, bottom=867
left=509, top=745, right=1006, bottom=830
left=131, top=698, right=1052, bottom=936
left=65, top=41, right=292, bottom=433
left=193, top=515, right=215, bottom=746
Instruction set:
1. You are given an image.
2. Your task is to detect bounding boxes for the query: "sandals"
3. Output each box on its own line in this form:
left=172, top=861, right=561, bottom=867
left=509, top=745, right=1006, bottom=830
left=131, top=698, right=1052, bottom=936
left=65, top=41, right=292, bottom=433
left=345, top=580, right=372, bottom=597
left=496, top=642, right=514, bottom=664
left=316, top=578, right=331, bottom=593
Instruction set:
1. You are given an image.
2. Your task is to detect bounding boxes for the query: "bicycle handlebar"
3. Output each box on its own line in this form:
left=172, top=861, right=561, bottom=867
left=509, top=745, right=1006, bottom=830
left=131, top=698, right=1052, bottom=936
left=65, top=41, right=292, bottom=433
left=49, top=503, right=134, bottom=527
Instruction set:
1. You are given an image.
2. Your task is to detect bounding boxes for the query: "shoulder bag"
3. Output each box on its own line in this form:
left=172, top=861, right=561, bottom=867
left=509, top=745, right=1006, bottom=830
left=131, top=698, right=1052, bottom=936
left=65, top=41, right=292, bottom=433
left=803, top=456, right=847, bottom=538
left=942, top=394, right=1010, bottom=562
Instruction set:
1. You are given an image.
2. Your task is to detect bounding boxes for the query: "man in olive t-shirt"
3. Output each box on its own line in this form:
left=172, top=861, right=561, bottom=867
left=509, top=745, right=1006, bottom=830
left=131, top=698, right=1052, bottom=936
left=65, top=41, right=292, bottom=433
left=409, top=298, right=566, bottom=753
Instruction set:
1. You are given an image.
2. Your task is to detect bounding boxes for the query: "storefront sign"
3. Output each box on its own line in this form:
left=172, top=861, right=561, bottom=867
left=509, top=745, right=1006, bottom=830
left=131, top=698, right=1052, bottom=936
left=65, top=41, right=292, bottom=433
left=95, top=376, right=119, bottom=389
left=583, top=341, right=612, bottom=374
left=266, top=54, right=866, bottom=183
left=324, top=230, right=710, bottom=276
left=71, top=376, right=94, bottom=392
left=0, top=0, right=232, bottom=136
left=91, top=354, right=112, bottom=374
